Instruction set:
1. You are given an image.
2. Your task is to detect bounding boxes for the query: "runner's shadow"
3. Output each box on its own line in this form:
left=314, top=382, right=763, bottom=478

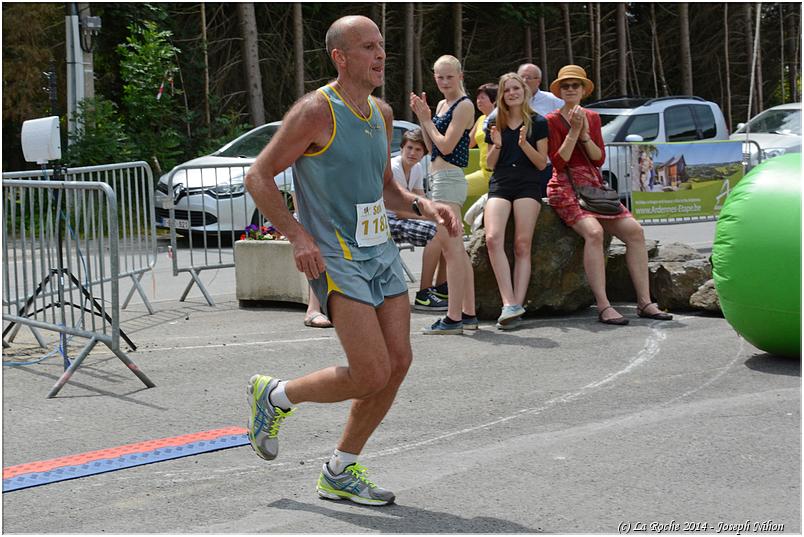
left=267, top=497, right=543, bottom=533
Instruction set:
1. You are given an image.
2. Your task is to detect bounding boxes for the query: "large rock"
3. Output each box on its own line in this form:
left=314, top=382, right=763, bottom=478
left=605, top=238, right=659, bottom=302
left=649, top=257, right=712, bottom=311
left=689, top=278, right=722, bottom=313
left=468, top=206, right=611, bottom=320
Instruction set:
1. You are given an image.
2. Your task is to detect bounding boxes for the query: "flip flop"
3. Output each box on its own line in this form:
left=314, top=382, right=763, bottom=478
left=637, top=302, right=673, bottom=321
left=303, top=312, right=333, bottom=328
left=598, top=305, right=629, bottom=326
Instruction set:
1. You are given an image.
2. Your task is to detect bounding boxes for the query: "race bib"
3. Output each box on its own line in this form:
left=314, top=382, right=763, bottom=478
left=355, top=198, right=390, bottom=247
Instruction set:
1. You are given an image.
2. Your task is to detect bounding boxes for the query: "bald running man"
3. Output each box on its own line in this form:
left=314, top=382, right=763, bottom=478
left=243, top=15, right=460, bottom=506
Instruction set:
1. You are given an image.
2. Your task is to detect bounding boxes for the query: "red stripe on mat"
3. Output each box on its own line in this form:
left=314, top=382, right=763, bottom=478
left=3, top=426, right=247, bottom=479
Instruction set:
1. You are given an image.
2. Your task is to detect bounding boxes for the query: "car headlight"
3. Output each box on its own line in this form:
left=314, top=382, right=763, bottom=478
left=210, top=181, right=246, bottom=197
left=761, top=148, right=787, bottom=160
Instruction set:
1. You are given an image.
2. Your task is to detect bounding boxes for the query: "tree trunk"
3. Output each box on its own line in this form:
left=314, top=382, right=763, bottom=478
left=754, top=3, right=764, bottom=110
left=525, top=26, right=532, bottom=63
left=293, top=3, right=304, bottom=99
left=678, top=3, right=693, bottom=95
left=414, top=3, right=423, bottom=94
left=724, top=4, right=732, bottom=131
left=587, top=3, right=594, bottom=74
left=380, top=3, right=386, bottom=100
left=743, top=4, right=757, bottom=115
left=625, top=11, right=640, bottom=96
left=594, top=3, right=601, bottom=99
left=453, top=3, right=462, bottom=60
left=404, top=2, right=414, bottom=120
left=617, top=3, right=627, bottom=95
left=237, top=2, right=265, bottom=126
left=563, top=3, right=573, bottom=64
left=779, top=4, right=785, bottom=103
left=539, top=14, right=548, bottom=86
left=201, top=2, right=211, bottom=129
left=651, top=4, right=669, bottom=96
left=789, top=7, right=800, bottom=102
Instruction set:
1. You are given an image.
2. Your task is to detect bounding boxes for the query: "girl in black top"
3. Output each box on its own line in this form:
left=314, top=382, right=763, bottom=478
left=484, top=72, right=549, bottom=327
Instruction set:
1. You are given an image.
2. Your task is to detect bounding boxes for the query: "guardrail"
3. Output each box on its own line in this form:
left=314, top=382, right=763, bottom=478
left=2, top=179, right=155, bottom=397
left=2, top=161, right=158, bottom=313
left=161, top=162, right=292, bottom=306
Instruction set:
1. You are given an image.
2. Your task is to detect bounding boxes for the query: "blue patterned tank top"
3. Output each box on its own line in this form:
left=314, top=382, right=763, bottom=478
left=430, top=95, right=471, bottom=167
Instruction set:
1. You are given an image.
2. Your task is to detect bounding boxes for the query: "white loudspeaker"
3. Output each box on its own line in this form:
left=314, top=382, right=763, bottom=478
left=21, top=116, right=62, bottom=164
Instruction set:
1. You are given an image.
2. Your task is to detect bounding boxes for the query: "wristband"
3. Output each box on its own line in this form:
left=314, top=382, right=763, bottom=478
left=412, top=197, right=423, bottom=216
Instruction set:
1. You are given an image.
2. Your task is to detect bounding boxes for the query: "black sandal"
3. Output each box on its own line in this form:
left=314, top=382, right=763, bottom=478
left=598, top=306, right=629, bottom=325
left=637, top=302, right=673, bottom=321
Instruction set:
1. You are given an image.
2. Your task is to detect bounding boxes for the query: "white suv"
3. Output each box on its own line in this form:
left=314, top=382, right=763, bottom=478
left=586, top=96, right=729, bottom=199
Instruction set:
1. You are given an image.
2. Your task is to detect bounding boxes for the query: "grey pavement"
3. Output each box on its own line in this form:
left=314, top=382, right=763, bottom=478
left=2, top=223, right=800, bottom=534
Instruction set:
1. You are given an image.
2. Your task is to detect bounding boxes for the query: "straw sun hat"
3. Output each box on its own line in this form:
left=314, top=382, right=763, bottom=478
left=549, top=65, right=594, bottom=98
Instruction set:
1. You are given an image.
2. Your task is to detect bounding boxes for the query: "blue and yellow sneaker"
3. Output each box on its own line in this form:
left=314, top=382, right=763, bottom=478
left=246, top=374, right=295, bottom=460
left=317, top=463, right=395, bottom=506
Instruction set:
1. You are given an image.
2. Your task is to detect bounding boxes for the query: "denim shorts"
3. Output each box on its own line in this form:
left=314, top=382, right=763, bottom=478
left=428, top=168, right=468, bottom=206
left=308, top=243, right=408, bottom=318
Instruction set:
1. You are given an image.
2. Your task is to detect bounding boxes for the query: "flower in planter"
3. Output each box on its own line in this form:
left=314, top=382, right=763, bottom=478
left=240, top=224, right=284, bottom=241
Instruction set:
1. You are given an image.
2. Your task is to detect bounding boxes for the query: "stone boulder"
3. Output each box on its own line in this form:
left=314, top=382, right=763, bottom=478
left=605, top=238, right=659, bottom=302
left=689, top=278, right=722, bottom=314
left=467, top=206, right=611, bottom=320
left=649, top=257, right=712, bottom=311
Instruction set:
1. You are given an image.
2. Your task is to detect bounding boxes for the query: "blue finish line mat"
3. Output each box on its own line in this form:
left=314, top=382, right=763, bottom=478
left=3, top=426, right=249, bottom=492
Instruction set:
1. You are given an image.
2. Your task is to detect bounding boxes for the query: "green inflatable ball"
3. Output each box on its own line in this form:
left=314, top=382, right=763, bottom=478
left=712, top=152, right=801, bottom=357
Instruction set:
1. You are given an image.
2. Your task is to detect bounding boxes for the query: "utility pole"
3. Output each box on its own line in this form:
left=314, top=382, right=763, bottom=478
left=65, top=2, right=100, bottom=141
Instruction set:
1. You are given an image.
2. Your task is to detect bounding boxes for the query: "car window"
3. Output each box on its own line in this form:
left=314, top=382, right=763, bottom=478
left=665, top=105, right=699, bottom=141
left=600, top=113, right=658, bottom=143
left=217, top=125, right=279, bottom=158
left=692, top=105, right=717, bottom=139
left=391, top=126, right=407, bottom=154
left=598, top=114, right=619, bottom=127
left=740, top=109, right=802, bottom=135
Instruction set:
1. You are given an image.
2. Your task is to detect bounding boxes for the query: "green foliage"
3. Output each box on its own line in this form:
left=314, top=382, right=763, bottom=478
left=193, top=110, right=253, bottom=157
left=116, top=20, right=183, bottom=175
left=64, top=97, right=132, bottom=167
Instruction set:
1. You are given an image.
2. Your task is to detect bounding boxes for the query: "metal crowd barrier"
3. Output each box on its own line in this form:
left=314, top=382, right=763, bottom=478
left=2, top=161, right=158, bottom=314
left=2, top=179, right=155, bottom=397
left=161, top=162, right=292, bottom=306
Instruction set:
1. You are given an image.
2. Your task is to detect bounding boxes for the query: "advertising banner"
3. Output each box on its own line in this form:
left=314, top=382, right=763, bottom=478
left=629, top=141, right=744, bottom=220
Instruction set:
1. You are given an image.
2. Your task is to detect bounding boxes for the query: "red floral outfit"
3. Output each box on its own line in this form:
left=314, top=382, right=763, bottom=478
left=546, top=109, right=632, bottom=226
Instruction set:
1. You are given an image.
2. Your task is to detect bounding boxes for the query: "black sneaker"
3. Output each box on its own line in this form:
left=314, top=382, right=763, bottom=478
left=431, top=282, right=448, bottom=300
left=414, top=289, right=448, bottom=311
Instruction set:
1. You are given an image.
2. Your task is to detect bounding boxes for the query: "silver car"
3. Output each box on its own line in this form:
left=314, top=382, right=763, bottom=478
left=729, top=102, right=801, bottom=167
left=154, top=119, right=421, bottom=235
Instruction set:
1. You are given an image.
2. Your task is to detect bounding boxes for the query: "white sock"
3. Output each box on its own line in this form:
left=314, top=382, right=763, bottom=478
left=327, top=449, right=358, bottom=475
left=268, top=381, right=292, bottom=410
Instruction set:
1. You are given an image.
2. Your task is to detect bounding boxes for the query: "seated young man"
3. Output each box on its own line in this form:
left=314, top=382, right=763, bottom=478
left=389, top=129, right=449, bottom=311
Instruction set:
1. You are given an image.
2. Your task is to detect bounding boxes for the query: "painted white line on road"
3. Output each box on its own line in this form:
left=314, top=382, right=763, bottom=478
left=135, top=336, right=333, bottom=352
left=661, top=335, right=745, bottom=406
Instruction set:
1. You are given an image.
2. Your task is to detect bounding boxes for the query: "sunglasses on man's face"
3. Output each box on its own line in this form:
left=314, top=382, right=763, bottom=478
left=560, top=82, right=583, bottom=90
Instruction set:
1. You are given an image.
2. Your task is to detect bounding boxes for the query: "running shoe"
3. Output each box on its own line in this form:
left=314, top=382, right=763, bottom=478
left=413, top=289, right=448, bottom=312
left=317, top=463, right=396, bottom=506
left=422, top=317, right=463, bottom=335
left=246, top=374, right=295, bottom=461
left=496, top=317, right=521, bottom=331
left=431, top=282, right=449, bottom=300
left=461, top=313, right=479, bottom=330
left=497, top=304, right=526, bottom=325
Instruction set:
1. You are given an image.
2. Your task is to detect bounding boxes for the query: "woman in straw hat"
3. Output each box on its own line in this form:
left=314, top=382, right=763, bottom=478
left=545, top=65, right=672, bottom=325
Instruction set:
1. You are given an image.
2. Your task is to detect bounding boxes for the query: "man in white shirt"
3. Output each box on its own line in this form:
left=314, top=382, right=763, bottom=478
left=389, top=129, right=448, bottom=311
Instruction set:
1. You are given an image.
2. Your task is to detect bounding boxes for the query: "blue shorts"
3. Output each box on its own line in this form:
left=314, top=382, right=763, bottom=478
left=309, top=245, right=408, bottom=319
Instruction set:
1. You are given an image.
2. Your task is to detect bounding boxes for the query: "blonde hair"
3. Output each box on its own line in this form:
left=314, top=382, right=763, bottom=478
left=496, top=72, right=534, bottom=137
left=433, top=54, right=466, bottom=95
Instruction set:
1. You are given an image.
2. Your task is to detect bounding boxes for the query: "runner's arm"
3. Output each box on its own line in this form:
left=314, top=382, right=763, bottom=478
left=244, top=92, right=330, bottom=279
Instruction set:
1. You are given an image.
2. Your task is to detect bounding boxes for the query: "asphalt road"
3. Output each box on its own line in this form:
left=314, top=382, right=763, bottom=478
left=2, top=223, right=800, bottom=533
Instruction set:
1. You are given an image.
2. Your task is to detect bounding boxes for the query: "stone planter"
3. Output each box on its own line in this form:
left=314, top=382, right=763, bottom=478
left=234, top=240, right=309, bottom=305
